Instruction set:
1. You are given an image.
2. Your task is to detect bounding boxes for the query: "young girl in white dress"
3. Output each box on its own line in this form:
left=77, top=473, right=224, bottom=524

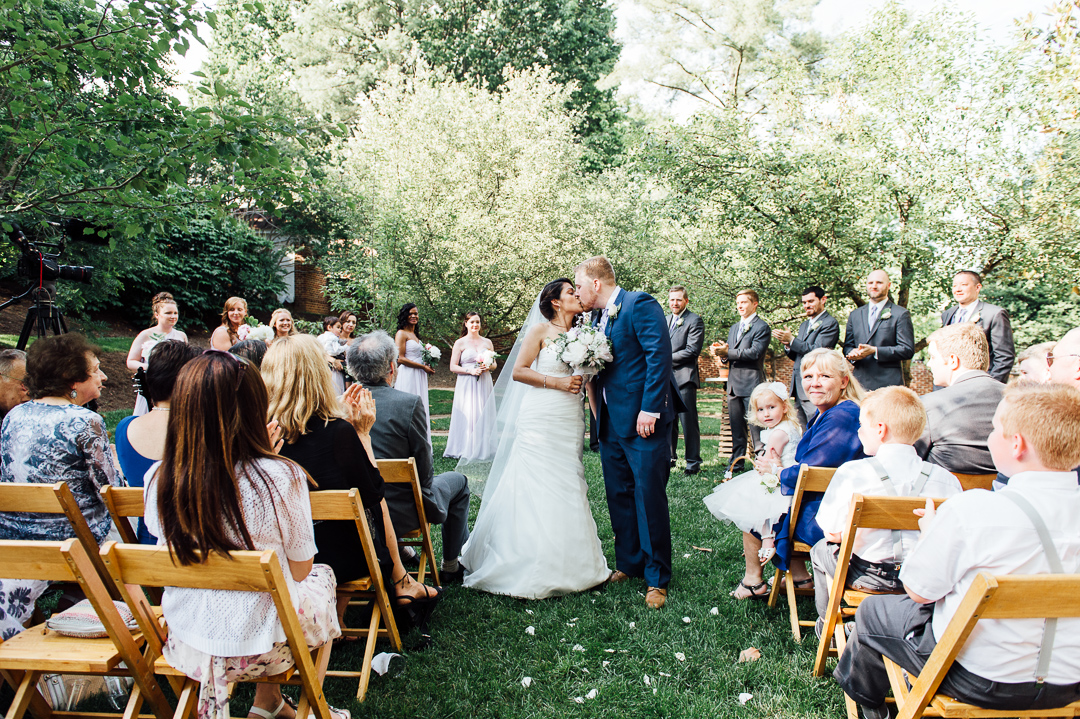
left=704, top=381, right=802, bottom=565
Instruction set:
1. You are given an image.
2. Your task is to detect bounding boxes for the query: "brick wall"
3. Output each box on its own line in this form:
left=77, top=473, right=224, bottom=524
left=292, top=256, right=331, bottom=317
left=697, top=353, right=934, bottom=396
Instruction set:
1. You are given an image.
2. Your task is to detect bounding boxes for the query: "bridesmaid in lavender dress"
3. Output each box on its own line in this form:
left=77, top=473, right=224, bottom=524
left=394, top=303, right=434, bottom=445
left=444, top=312, right=498, bottom=459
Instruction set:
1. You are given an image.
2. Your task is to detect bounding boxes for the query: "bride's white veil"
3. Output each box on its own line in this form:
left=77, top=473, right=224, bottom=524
left=456, top=294, right=545, bottom=499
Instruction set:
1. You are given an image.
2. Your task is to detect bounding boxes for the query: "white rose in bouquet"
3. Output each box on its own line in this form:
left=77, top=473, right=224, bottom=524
left=246, top=324, right=274, bottom=343
left=562, top=340, right=589, bottom=367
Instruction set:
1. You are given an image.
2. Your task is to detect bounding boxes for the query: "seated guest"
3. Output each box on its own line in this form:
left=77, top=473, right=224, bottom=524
left=812, top=386, right=961, bottom=631
left=262, top=335, right=440, bottom=621
left=1048, top=327, right=1080, bottom=482
left=115, top=340, right=201, bottom=544
left=0, top=349, right=28, bottom=421
left=346, top=331, right=471, bottom=582
left=748, top=349, right=866, bottom=599
left=835, top=383, right=1080, bottom=718
left=1016, top=341, right=1054, bottom=383
left=144, top=351, right=347, bottom=719
left=0, top=334, right=120, bottom=639
left=230, top=339, right=268, bottom=369
left=914, top=323, right=1005, bottom=474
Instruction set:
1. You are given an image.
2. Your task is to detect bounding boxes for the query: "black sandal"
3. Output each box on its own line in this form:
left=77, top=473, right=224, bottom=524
left=730, top=579, right=769, bottom=600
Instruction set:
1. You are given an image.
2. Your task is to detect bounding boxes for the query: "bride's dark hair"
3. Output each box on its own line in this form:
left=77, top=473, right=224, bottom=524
left=539, top=278, right=573, bottom=320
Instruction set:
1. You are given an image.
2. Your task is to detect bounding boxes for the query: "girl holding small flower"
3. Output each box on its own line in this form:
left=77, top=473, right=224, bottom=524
left=704, top=382, right=802, bottom=595
left=445, top=312, right=498, bottom=459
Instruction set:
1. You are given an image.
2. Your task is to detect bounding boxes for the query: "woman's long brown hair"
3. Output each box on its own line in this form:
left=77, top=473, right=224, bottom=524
left=155, top=352, right=293, bottom=565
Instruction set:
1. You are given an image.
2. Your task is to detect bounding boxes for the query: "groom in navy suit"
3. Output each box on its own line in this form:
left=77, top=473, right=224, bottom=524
left=575, top=256, right=682, bottom=609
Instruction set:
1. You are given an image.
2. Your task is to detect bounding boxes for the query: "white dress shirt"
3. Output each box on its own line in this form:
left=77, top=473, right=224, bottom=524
left=816, top=444, right=962, bottom=563
left=899, top=471, right=1080, bottom=684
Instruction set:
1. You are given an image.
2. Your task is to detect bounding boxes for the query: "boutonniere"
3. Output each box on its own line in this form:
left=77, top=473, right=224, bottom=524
left=675, top=316, right=684, bottom=327
left=969, top=312, right=980, bottom=323
left=809, top=319, right=821, bottom=332
left=880, top=308, right=892, bottom=321
left=610, top=303, right=621, bottom=320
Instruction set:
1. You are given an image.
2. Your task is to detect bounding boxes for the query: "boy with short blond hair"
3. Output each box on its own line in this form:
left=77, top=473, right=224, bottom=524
left=812, top=386, right=962, bottom=630
left=835, top=383, right=1080, bottom=718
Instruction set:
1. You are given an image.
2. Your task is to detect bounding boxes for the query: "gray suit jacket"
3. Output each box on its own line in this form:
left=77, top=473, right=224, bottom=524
left=940, top=301, right=1015, bottom=383
left=843, top=300, right=915, bottom=390
left=364, top=380, right=440, bottom=534
left=914, top=370, right=1005, bottom=474
left=784, top=311, right=840, bottom=401
left=726, top=315, right=770, bottom=397
left=669, top=310, right=704, bottom=388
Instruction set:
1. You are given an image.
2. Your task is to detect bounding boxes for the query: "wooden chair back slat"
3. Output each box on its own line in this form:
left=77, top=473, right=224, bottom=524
left=954, top=473, right=996, bottom=491
left=0, top=539, right=78, bottom=582
left=101, top=543, right=275, bottom=591
left=375, top=458, right=440, bottom=586
left=100, top=486, right=144, bottom=545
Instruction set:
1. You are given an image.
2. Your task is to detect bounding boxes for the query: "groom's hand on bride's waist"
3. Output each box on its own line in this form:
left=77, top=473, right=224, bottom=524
left=636, top=411, right=657, bottom=438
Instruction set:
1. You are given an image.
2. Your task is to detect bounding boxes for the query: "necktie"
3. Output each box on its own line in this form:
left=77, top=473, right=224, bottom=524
left=869, top=304, right=879, bottom=331
left=737, top=321, right=748, bottom=343
left=954, top=309, right=966, bottom=325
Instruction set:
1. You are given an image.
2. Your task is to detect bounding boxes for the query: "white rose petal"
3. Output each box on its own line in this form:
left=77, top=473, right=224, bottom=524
left=571, top=617, right=578, bottom=621
left=738, top=693, right=753, bottom=705
left=521, top=677, right=532, bottom=688
left=573, top=697, right=584, bottom=704
left=653, top=688, right=658, bottom=695
left=602, top=660, right=610, bottom=667
left=605, top=649, right=615, bottom=653
left=629, top=622, right=635, bottom=629
left=644, top=674, right=651, bottom=686
left=525, top=626, right=535, bottom=635
left=526, top=609, right=534, bottom=615
left=710, top=607, right=719, bottom=615
left=660, top=672, right=671, bottom=677
left=683, top=553, right=691, bottom=558
left=573, top=644, right=584, bottom=652
left=682, top=617, right=691, bottom=624
left=586, top=689, right=598, bottom=699
left=675, top=652, right=686, bottom=662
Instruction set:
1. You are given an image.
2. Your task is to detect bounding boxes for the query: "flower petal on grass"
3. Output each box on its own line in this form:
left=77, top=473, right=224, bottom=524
left=675, top=652, right=686, bottom=662
left=738, top=692, right=753, bottom=705
left=525, top=626, right=535, bottom=635
left=602, top=661, right=610, bottom=667
left=573, top=644, right=585, bottom=652
left=605, top=649, right=615, bottom=653
left=586, top=689, right=598, bottom=699
left=644, top=674, right=651, bottom=686
left=629, top=622, right=636, bottom=629
left=738, top=647, right=762, bottom=663
left=710, top=607, right=719, bottom=615
left=682, top=617, right=691, bottom=624
left=521, top=677, right=532, bottom=688
left=573, top=697, right=584, bottom=704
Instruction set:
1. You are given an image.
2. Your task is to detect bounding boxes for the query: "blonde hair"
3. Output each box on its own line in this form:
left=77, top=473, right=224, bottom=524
left=860, top=386, right=926, bottom=444
left=747, top=383, right=800, bottom=428
left=575, top=256, right=616, bottom=283
left=262, top=335, right=346, bottom=445
left=998, top=383, right=1080, bottom=471
left=927, top=323, right=989, bottom=372
left=799, top=348, right=867, bottom=405
left=270, top=308, right=297, bottom=338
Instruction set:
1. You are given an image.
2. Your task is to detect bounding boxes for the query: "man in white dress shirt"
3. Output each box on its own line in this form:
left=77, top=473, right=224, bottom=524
left=834, top=383, right=1080, bottom=717
left=812, top=386, right=962, bottom=630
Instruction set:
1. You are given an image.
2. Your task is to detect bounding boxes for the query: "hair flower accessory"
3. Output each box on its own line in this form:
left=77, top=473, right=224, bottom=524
left=768, top=381, right=790, bottom=402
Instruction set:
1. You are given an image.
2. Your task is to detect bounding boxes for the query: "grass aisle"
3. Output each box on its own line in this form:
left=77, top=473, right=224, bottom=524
left=323, top=430, right=845, bottom=718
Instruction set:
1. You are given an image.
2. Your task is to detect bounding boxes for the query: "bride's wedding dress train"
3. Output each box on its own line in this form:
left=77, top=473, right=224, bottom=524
left=460, top=346, right=610, bottom=599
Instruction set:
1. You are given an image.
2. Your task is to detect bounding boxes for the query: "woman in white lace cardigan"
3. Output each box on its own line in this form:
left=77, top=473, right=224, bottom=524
left=143, top=350, right=347, bottom=719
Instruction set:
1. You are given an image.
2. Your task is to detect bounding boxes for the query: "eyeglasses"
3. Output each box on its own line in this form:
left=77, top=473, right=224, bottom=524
left=1046, top=353, right=1080, bottom=368
left=202, top=349, right=248, bottom=388
left=0, top=373, right=25, bottom=384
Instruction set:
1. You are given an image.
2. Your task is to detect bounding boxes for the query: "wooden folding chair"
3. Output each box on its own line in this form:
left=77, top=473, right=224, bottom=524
left=100, top=486, right=146, bottom=545
left=883, top=573, right=1080, bottom=719
left=376, top=458, right=440, bottom=586
left=767, top=464, right=836, bottom=641
left=954, top=473, right=996, bottom=492
left=0, top=482, right=121, bottom=600
left=100, top=543, right=336, bottom=719
left=0, top=539, right=172, bottom=719
left=812, top=495, right=951, bottom=719
left=309, top=489, right=402, bottom=701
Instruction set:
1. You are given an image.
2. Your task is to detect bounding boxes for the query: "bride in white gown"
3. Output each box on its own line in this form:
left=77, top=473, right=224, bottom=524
left=459, top=278, right=611, bottom=599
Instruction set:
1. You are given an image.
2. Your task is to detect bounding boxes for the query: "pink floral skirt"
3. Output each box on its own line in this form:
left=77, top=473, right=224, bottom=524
left=163, top=564, right=341, bottom=719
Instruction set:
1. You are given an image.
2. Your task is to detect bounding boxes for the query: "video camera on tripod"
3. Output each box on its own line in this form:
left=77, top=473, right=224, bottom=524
left=1, top=219, right=103, bottom=350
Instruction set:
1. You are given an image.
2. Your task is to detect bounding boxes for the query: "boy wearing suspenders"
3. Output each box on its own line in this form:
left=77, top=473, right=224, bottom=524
left=835, top=383, right=1080, bottom=718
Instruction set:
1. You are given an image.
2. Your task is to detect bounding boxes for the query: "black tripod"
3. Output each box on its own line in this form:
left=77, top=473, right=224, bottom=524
left=0, top=281, right=68, bottom=350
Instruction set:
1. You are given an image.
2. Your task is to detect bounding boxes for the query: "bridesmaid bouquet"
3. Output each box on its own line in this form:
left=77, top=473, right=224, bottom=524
left=422, top=343, right=442, bottom=368
left=552, top=325, right=613, bottom=381
left=245, top=324, right=274, bottom=343
left=476, top=349, right=497, bottom=381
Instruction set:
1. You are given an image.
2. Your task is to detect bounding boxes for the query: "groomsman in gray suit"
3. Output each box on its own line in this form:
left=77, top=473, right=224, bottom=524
left=713, top=289, right=770, bottom=473
left=914, top=322, right=1005, bottom=474
left=667, top=285, right=705, bottom=475
left=940, top=270, right=1015, bottom=383
left=773, top=286, right=840, bottom=428
left=843, top=270, right=915, bottom=391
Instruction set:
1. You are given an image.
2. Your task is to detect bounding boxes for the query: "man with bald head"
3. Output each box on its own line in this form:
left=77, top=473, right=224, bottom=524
left=843, top=270, right=915, bottom=391
left=1050, top=328, right=1080, bottom=389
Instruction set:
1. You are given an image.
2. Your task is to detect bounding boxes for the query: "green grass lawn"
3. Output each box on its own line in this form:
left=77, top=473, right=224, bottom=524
left=0, top=334, right=132, bottom=353
left=303, top=432, right=842, bottom=718
left=429, top=389, right=455, bottom=416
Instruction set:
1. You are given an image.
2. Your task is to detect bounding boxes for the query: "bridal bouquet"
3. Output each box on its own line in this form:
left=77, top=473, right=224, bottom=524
left=245, top=324, right=274, bottom=343
left=475, top=349, right=497, bottom=381
left=422, top=343, right=441, bottom=368
left=759, top=472, right=781, bottom=494
left=552, top=325, right=613, bottom=381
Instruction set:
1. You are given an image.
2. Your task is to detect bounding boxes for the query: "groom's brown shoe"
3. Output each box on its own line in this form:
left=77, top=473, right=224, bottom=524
left=608, top=570, right=631, bottom=584
left=645, top=587, right=667, bottom=609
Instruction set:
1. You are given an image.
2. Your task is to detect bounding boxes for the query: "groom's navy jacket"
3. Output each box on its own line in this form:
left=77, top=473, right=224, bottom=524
left=596, top=288, right=685, bottom=438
